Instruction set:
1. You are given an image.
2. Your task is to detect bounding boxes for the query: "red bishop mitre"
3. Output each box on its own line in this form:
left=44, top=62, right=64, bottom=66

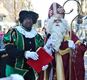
left=48, top=2, right=65, bottom=19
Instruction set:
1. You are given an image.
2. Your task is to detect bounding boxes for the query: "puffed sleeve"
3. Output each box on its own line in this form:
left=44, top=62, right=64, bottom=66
left=3, top=28, right=24, bottom=58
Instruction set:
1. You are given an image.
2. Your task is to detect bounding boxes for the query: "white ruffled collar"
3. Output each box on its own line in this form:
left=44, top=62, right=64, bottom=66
left=15, top=26, right=37, bottom=38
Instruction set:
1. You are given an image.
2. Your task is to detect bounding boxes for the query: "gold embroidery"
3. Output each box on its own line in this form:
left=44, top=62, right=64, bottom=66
left=1, top=53, right=8, bottom=58
left=4, top=43, right=14, bottom=46
left=75, top=40, right=81, bottom=45
left=59, top=48, right=70, bottom=55
left=15, top=58, right=29, bottom=76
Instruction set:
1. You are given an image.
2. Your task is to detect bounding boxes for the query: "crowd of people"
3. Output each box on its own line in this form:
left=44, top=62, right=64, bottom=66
left=0, top=2, right=87, bottom=80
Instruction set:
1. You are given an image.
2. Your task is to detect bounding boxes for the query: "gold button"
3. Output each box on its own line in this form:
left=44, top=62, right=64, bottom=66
left=30, top=49, right=32, bottom=51
left=29, top=41, right=31, bottom=44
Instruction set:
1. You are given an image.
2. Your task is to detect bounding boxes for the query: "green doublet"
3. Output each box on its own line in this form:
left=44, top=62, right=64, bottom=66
left=3, top=28, right=44, bottom=79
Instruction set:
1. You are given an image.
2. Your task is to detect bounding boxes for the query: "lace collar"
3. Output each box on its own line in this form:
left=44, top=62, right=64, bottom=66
left=15, top=26, right=37, bottom=38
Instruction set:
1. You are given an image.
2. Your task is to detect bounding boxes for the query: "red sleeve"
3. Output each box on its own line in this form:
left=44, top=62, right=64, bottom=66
left=71, top=31, right=79, bottom=43
left=77, top=43, right=87, bottom=53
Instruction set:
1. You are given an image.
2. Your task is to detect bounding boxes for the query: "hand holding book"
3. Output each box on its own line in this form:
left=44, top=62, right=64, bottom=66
left=26, top=47, right=53, bottom=73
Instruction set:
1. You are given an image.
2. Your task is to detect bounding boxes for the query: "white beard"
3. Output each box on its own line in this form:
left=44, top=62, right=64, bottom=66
left=46, top=16, right=69, bottom=51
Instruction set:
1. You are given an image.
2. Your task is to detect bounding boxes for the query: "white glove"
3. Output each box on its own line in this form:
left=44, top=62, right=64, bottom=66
left=68, top=40, right=75, bottom=49
left=25, top=51, right=39, bottom=60
left=10, top=74, right=24, bottom=80
left=44, top=36, right=55, bottom=55
left=44, top=45, right=52, bottom=55
left=42, top=65, right=48, bottom=71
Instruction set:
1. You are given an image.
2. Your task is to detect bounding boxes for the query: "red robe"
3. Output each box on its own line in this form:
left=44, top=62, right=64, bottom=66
left=60, top=31, right=87, bottom=80
left=39, top=31, right=87, bottom=80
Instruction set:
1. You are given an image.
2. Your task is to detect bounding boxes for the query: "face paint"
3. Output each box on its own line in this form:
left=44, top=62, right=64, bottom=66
left=22, top=18, right=33, bottom=31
